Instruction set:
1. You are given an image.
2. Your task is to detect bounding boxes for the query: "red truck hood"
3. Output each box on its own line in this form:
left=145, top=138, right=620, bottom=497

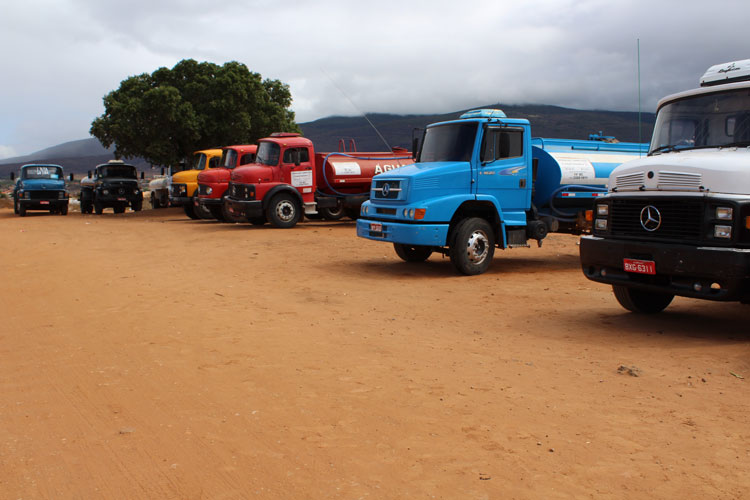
left=198, top=168, right=230, bottom=183
left=231, top=164, right=274, bottom=183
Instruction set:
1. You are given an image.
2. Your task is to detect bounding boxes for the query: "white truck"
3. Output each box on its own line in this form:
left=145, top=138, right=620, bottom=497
left=580, top=59, right=750, bottom=313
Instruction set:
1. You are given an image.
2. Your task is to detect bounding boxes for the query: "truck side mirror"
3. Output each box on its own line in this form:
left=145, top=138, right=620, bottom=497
left=10, top=172, right=15, bottom=181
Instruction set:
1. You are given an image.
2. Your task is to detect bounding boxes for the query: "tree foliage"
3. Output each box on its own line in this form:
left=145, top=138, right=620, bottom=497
left=90, top=59, right=300, bottom=166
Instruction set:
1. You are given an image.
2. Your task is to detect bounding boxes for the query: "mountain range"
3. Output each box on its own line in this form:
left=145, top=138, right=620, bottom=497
left=0, top=104, right=655, bottom=177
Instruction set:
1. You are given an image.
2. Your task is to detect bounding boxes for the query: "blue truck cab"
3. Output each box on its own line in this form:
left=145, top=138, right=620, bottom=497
left=357, top=109, right=647, bottom=275
left=12, top=164, right=70, bottom=216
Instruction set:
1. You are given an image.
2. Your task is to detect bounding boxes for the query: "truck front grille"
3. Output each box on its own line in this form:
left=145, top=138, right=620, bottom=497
left=610, top=198, right=703, bottom=241
left=30, top=191, right=60, bottom=200
left=373, top=180, right=402, bottom=200
left=229, top=183, right=254, bottom=200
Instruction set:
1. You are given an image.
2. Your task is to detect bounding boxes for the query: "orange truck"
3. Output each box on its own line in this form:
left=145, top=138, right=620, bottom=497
left=168, top=148, right=223, bottom=219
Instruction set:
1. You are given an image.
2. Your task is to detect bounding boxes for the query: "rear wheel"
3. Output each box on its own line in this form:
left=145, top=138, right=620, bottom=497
left=266, top=193, right=300, bottom=228
left=320, top=201, right=345, bottom=221
left=394, top=243, right=433, bottom=262
left=612, top=285, right=674, bottom=314
left=449, top=217, right=495, bottom=275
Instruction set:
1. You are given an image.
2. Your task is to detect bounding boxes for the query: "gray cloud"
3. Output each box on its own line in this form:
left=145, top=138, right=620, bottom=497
left=1, top=0, right=747, bottom=158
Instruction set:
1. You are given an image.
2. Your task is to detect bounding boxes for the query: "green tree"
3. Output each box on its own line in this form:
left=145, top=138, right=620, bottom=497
left=90, top=59, right=300, bottom=166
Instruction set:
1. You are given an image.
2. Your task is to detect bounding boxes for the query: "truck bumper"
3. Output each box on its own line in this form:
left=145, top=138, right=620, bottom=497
left=225, top=198, right=264, bottom=218
left=356, top=218, right=449, bottom=246
left=580, top=235, right=750, bottom=302
left=19, top=199, right=68, bottom=210
left=170, top=196, right=190, bottom=207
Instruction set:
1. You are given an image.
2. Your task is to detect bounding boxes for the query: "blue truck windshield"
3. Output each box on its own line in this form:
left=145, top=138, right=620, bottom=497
left=650, top=88, right=750, bottom=153
left=22, top=166, right=62, bottom=179
left=418, top=122, right=477, bottom=163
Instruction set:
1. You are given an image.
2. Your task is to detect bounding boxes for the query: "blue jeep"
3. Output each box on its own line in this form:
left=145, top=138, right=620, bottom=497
left=12, top=164, right=70, bottom=216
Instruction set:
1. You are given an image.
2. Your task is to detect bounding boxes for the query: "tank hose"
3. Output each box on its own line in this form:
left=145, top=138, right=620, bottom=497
left=542, top=184, right=607, bottom=221
left=320, top=152, right=412, bottom=198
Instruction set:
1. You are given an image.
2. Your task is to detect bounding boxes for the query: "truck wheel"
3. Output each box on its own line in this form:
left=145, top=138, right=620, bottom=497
left=150, top=193, right=159, bottom=209
left=266, top=193, right=300, bottom=228
left=183, top=194, right=200, bottom=220
left=612, top=285, right=674, bottom=314
left=449, top=217, right=495, bottom=275
left=132, top=200, right=142, bottom=212
left=13, top=198, right=19, bottom=214
left=18, top=204, right=26, bottom=217
left=94, top=201, right=103, bottom=215
left=320, top=201, right=345, bottom=221
left=394, top=243, right=433, bottom=262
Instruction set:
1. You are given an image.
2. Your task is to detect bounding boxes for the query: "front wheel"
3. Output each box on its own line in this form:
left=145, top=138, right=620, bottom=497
left=13, top=198, right=19, bottom=214
left=18, top=203, right=26, bottom=217
left=449, top=217, right=495, bottom=275
left=612, top=285, right=674, bottom=314
left=394, top=243, right=433, bottom=262
left=266, top=193, right=300, bottom=228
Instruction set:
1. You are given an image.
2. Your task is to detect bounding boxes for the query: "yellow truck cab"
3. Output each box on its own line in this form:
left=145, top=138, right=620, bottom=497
left=169, top=148, right=222, bottom=219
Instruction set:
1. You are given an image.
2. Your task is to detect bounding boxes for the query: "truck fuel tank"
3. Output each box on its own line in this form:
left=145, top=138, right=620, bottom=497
left=315, top=149, right=414, bottom=195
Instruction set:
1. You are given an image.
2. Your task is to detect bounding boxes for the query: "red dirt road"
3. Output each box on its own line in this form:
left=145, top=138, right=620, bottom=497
left=1, top=207, right=749, bottom=499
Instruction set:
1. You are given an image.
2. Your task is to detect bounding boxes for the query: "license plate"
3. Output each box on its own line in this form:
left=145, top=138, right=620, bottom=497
left=117, top=197, right=126, bottom=201
left=370, top=223, right=382, bottom=232
left=624, top=258, right=655, bottom=275
left=40, top=201, right=49, bottom=205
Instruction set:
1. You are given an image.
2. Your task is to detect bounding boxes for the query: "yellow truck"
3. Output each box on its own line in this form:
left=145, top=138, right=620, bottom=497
left=168, top=148, right=222, bottom=219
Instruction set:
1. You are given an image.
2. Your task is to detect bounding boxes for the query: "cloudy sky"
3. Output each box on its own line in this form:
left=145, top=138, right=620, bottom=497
left=1, top=0, right=748, bottom=158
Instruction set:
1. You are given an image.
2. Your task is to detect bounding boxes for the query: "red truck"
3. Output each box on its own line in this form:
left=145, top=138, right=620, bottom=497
left=196, top=144, right=257, bottom=221
left=224, top=133, right=413, bottom=228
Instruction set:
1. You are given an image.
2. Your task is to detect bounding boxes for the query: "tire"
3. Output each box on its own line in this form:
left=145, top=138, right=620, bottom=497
left=132, top=200, right=142, bottom=212
left=13, top=197, right=19, bottom=214
left=81, top=201, right=92, bottom=214
left=394, top=243, right=433, bottom=262
left=449, top=217, right=495, bottom=275
left=612, top=285, right=674, bottom=314
left=320, top=201, right=345, bottom=221
left=18, top=204, right=26, bottom=217
left=60, top=204, right=68, bottom=215
left=150, top=193, right=159, bottom=209
left=183, top=194, right=199, bottom=219
left=266, top=193, right=301, bottom=228
left=94, top=201, right=103, bottom=215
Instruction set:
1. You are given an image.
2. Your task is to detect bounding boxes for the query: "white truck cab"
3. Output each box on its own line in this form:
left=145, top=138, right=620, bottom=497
left=580, top=59, right=750, bottom=313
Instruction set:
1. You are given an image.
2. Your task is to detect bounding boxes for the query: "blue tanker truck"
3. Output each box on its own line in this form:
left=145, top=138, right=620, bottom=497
left=356, top=109, right=647, bottom=274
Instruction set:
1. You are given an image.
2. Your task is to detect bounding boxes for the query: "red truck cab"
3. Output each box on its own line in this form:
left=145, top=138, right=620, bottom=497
left=196, top=144, right=257, bottom=221
left=226, top=133, right=413, bottom=228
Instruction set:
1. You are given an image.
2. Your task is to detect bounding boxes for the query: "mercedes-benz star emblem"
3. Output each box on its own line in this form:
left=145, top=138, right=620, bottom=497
left=381, top=183, right=391, bottom=197
left=640, top=205, right=662, bottom=231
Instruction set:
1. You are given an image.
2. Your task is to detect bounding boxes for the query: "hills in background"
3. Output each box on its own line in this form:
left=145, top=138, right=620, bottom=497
left=0, top=104, right=655, bottom=177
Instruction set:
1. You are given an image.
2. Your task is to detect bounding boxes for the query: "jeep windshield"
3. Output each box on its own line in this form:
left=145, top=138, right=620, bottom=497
left=255, top=142, right=280, bottom=166
left=100, top=166, right=137, bottom=178
left=418, top=122, right=477, bottom=163
left=650, top=87, right=750, bottom=154
left=22, top=166, right=62, bottom=180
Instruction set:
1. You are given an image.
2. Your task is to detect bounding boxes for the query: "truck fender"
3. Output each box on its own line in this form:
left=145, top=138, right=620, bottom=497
left=447, top=200, right=505, bottom=248
left=262, top=185, right=303, bottom=210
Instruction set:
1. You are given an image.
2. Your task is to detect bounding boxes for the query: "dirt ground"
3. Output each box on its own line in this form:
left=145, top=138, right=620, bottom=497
left=1, top=205, right=749, bottom=499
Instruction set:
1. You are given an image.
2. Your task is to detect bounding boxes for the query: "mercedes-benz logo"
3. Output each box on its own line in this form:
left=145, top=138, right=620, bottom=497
left=640, top=205, right=662, bottom=231
left=381, top=182, right=391, bottom=197
left=118, top=187, right=125, bottom=195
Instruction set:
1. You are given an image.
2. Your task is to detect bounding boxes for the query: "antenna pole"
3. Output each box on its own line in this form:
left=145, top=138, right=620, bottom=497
left=637, top=38, right=642, bottom=154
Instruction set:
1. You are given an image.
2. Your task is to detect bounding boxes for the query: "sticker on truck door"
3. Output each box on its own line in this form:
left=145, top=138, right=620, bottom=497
left=291, top=170, right=313, bottom=187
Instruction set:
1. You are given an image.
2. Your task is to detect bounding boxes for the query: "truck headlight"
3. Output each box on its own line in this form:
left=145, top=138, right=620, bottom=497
left=596, top=204, right=609, bottom=216
left=595, top=219, right=608, bottom=230
left=361, top=205, right=368, bottom=215
left=206, top=186, right=213, bottom=195
left=716, top=207, right=733, bottom=220
left=714, top=225, right=732, bottom=238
